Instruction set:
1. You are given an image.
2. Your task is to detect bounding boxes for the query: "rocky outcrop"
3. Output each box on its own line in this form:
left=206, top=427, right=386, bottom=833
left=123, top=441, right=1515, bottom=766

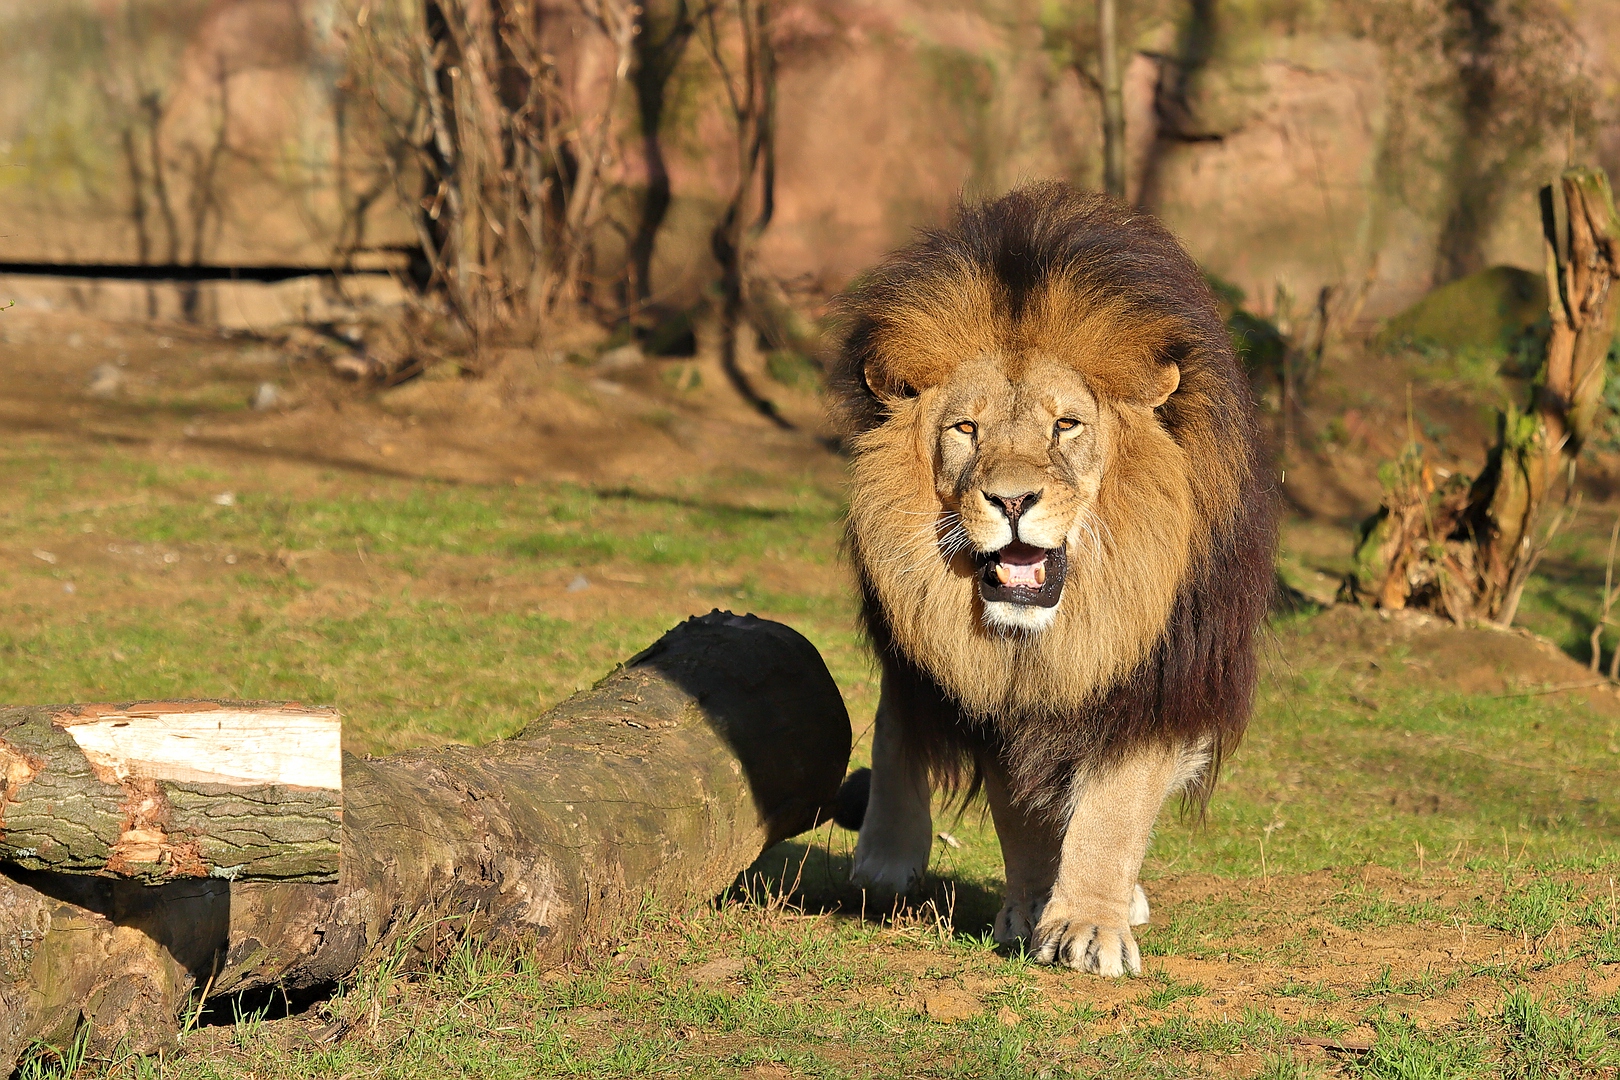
left=0, top=0, right=1611, bottom=322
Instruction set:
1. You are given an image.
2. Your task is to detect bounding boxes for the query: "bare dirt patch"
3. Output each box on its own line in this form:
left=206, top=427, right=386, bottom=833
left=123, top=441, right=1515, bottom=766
left=0, top=308, right=843, bottom=493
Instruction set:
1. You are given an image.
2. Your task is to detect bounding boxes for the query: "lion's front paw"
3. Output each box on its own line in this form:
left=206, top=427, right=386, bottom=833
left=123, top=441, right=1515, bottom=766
left=1030, top=901, right=1141, bottom=976
left=992, top=897, right=1042, bottom=947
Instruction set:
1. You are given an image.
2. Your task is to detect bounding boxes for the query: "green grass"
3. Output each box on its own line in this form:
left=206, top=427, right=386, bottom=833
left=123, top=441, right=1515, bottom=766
left=0, top=438, right=873, bottom=752
left=7, top=433, right=1620, bottom=1078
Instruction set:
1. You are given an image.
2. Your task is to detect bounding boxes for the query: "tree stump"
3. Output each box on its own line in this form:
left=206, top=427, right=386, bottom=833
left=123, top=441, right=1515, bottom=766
left=0, top=611, right=852, bottom=1070
left=1346, top=166, right=1620, bottom=623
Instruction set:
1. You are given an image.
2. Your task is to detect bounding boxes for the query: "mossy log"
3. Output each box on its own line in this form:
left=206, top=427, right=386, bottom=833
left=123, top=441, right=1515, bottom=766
left=0, top=612, right=852, bottom=1070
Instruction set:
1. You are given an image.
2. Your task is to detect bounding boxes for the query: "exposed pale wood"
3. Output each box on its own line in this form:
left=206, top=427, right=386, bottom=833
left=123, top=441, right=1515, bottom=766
left=0, top=612, right=852, bottom=1072
left=0, top=703, right=342, bottom=884
left=56, top=705, right=342, bottom=789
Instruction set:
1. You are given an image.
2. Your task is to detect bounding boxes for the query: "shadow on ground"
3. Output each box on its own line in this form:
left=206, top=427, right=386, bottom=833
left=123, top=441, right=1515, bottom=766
left=737, top=833, right=1005, bottom=942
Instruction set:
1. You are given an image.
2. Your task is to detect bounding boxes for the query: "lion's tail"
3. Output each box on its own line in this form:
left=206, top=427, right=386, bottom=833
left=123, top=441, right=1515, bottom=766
left=830, top=767, right=871, bottom=831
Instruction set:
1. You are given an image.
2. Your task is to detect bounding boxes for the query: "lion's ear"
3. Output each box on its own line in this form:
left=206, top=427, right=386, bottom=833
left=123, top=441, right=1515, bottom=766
left=862, top=361, right=917, bottom=402
left=1145, top=363, right=1180, bottom=408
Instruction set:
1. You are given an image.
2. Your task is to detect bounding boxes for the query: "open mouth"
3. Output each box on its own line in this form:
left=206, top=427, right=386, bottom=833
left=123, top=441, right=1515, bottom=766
left=975, top=541, right=1067, bottom=608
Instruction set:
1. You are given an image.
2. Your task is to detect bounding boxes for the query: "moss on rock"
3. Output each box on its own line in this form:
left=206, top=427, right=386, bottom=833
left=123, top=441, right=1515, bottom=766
left=1378, top=266, right=1548, bottom=354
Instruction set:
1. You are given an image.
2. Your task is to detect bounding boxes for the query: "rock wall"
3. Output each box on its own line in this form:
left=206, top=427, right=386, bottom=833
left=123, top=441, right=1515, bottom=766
left=731, top=0, right=1613, bottom=319
left=0, top=0, right=1612, bottom=322
left=0, top=0, right=413, bottom=268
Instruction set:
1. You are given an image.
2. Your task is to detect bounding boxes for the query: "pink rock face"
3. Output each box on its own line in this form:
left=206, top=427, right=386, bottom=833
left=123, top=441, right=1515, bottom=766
left=0, top=0, right=1612, bottom=320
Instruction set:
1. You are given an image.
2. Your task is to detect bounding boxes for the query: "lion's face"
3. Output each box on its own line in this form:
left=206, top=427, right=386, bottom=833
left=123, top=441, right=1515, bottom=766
left=928, top=358, right=1111, bottom=634
left=844, top=318, right=1194, bottom=717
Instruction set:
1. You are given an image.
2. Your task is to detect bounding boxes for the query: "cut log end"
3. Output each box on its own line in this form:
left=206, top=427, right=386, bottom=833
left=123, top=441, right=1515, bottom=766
left=1, top=702, right=341, bottom=885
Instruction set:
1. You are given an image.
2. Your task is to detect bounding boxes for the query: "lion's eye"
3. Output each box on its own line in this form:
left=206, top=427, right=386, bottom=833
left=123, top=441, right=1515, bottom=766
left=952, top=420, right=977, bottom=437
left=1053, top=417, right=1082, bottom=435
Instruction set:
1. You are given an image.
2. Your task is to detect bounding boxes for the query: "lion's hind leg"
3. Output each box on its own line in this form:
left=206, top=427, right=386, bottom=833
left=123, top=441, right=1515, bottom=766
left=849, top=695, right=933, bottom=898
left=1128, top=883, right=1151, bottom=926
left=1030, top=741, right=1208, bottom=976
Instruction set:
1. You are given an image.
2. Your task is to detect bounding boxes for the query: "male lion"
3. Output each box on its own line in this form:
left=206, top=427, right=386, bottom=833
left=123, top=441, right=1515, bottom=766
left=829, top=183, right=1275, bottom=976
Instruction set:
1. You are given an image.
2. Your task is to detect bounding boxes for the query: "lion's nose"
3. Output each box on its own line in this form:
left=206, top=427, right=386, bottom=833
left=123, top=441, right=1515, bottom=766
left=983, top=490, right=1041, bottom=531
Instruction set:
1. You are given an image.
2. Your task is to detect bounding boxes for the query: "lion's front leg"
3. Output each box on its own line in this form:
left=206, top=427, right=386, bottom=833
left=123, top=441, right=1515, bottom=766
left=1030, top=741, right=1208, bottom=976
left=981, top=755, right=1062, bottom=946
left=850, top=693, right=933, bottom=898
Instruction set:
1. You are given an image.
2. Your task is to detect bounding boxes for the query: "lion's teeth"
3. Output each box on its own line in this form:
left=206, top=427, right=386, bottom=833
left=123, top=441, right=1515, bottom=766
left=995, top=565, right=1010, bottom=584
left=1035, top=565, right=1046, bottom=585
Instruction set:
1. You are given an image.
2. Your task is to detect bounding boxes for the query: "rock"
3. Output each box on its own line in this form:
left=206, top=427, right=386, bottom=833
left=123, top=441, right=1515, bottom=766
left=567, top=575, right=590, bottom=592
left=250, top=382, right=281, bottom=410
left=687, top=957, right=746, bottom=986
left=923, top=988, right=982, bottom=1023
left=86, top=363, right=124, bottom=398
left=593, top=344, right=644, bottom=372
left=331, top=354, right=377, bottom=380
left=1378, top=266, right=1549, bottom=354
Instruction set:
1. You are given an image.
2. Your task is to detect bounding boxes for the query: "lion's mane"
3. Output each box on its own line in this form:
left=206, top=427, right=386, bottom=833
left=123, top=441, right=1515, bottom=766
left=831, top=183, right=1276, bottom=810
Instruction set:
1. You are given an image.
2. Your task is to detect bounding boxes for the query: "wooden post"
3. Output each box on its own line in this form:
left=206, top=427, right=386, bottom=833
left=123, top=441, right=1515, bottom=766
left=0, top=611, right=852, bottom=1070
left=1, top=703, right=341, bottom=884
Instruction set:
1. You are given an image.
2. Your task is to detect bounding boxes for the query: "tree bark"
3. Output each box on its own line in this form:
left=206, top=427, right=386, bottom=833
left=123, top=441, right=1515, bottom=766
left=0, top=704, right=341, bottom=885
left=700, top=0, right=791, bottom=428
left=1347, top=167, right=1620, bottom=624
left=630, top=0, right=696, bottom=306
left=1097, top=0, right=1126, bottom=202
left=0, top=611, right=852, bottom=1072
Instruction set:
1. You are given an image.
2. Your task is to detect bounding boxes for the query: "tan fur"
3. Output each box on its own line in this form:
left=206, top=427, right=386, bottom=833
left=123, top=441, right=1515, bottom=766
left=846, top=276, right=1205, bottom=722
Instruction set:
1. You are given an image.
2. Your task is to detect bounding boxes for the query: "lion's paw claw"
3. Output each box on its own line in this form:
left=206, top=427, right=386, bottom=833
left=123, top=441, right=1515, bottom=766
left=1030, top=907, right=1140, bottom=976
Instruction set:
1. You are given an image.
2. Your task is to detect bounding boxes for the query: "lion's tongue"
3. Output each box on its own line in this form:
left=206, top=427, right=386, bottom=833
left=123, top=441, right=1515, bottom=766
left=994, top=542, right=1048, bottom=587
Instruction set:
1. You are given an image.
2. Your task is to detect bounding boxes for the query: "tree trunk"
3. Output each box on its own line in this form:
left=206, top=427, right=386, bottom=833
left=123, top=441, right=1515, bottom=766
left=1347, top=167, right=1620, bottom=624
left=629, top=1, right=696, bottom=306
left=0, top=703, right=341, bottom=885
left=0, top=612, right=852, bottom=1072
left=1097, top=0, right=1126, bottom=202
left=701, top=0, right=790, bottom=428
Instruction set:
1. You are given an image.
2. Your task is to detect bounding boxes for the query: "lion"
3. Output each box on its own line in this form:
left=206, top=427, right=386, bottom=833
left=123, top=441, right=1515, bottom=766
left=827, top=183, right=1276, bottom=976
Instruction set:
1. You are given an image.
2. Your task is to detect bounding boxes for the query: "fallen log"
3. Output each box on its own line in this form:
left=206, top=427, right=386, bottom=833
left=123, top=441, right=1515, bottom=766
left=0, top=703, right=342, bottom=884
left=0, top=611, right=852, bottom=1070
